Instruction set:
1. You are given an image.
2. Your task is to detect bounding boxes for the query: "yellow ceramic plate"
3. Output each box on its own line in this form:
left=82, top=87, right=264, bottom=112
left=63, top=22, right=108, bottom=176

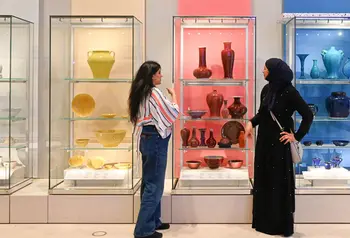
left=72, top=94, right=95, bottom=117
left=114, top=162, right=131, bottom=170
left=101, top=113, right=117, bottom=118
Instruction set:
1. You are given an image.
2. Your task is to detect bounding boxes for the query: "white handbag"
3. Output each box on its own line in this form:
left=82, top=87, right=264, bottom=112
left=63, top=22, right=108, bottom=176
left=270, top=111, right=303, bottom=164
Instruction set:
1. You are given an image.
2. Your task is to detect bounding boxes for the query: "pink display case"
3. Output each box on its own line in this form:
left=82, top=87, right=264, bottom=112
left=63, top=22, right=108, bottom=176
left=172, top=16, right=256, bottom=194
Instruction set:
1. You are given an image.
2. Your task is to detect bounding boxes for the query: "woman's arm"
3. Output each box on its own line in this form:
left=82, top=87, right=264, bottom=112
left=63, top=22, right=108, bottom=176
left=149, top=87, right=179, bottom=126
left=289, top=87, right=313, bottom=141
left=250, top=84, right=268, bottom=128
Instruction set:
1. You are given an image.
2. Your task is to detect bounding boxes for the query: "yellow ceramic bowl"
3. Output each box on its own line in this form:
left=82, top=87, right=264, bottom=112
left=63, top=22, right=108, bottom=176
left=68, top=155, right=85, bottom=168
left=95, top=129, right=126, bottom=147
left=75, top=138, right=89, bottom=147
left=101, top=113, right=117, bottom=118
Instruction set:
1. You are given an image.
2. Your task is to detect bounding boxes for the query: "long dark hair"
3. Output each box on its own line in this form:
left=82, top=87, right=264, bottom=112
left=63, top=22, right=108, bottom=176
left=128, top=61, right=161, bottom=125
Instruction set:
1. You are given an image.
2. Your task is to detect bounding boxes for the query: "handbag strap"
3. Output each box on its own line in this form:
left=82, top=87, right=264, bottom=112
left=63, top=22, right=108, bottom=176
left=270, top=111, right=284, bottom=131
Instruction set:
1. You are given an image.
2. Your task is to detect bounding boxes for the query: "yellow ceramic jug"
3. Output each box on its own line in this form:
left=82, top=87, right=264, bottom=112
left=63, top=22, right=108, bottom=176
left=87, top=50, right=115, bottom=79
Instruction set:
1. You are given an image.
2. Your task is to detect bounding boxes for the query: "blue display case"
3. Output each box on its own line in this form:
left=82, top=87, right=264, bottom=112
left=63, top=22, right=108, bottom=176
left=284, top=16, right=350, bottom=193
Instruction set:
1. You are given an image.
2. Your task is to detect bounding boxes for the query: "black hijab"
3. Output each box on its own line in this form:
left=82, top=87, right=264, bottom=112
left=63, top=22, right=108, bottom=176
left=263, top=58, right=293, bottom=110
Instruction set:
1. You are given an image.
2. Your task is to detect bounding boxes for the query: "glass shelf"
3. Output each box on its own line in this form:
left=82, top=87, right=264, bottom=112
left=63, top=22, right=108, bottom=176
left=0, top=78, right=28, bottom=83
left=303, top=144, right=350, bottom=149
left=0, top=144, right=27, bottom=149
left=0, top=117, right=26, bottom=122
left=63, top=117, right=129, bottom=121
left=64, top=144, right=132, bottom=151
left=296, top=116, right=350, bottom=123
left=296, top=79, right=350, bottom=85
left=180, top=146, right=250, bottom=151
left=180, top=78, right=249, bottom=86
left=65, top=78, right=132, bottom=83
left=179, top=116, right=248, bottom=122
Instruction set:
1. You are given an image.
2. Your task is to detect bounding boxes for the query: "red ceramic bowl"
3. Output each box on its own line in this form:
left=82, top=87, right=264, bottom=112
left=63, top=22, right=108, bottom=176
left=186, top=160, right=201, bottom=169
left=204, top=156, right=224, bottom=169
left=227, top=160, right=243, bottom=169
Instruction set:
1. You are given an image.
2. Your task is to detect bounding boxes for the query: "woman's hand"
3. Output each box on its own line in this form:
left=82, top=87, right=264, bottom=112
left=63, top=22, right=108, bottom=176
left=244, top=121, right=253, bottom=138
left=280, top=131, right=296, bottom=144
left=166, top=88, right=175, bottom=96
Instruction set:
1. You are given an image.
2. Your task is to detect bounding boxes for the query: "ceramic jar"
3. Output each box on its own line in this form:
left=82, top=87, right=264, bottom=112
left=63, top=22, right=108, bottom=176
left=205, top=129, right=217, bottom=148
left=206, top=89, right=224, bottom=117
left=325, top=92, right=350, bottom=118
left=228, top=96, right=247, bottom=119
left=221, top=100, right=230, bottom=118
left=87, top=50, right=115, bottom=79
left=189, top=127, right=200, bottom=147
left=180, top=128, right=190, bottom=147
left=321, top=46, right=344, bottom=79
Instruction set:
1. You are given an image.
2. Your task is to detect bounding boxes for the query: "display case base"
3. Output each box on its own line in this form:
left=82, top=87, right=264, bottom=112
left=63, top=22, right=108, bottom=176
left=48, top=194, right=135, bottom=223
left=0, top=195, right=9, bottom=223
left=171, top=194, right=252, bottom=223
left=0, top=178, right=32, bottom=195
left=295, top=194, right=350, bottom=223
left=10, top=179, right=48, bottom=223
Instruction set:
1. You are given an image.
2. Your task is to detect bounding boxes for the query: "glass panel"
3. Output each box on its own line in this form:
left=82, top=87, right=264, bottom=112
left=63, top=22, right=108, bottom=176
left=172, top=16, right=255, bottom=193
left=49, top=16, right=142, bottom=194
left=0, top=16, right=33, bottom=193
left=291, top=17, right=350, bottom=193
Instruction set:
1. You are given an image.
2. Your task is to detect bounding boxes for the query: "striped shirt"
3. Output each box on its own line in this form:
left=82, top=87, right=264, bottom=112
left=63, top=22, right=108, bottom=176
left=134, top=87, right=179, bottom=152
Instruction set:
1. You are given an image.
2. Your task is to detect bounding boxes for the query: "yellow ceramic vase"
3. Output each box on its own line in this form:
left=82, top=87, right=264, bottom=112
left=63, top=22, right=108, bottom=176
left=87, top=50, right=115, bottom=79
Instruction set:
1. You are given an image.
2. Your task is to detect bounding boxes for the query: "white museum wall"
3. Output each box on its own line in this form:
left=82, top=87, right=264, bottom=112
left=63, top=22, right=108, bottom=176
left=0, top=0, right=39, bottom=177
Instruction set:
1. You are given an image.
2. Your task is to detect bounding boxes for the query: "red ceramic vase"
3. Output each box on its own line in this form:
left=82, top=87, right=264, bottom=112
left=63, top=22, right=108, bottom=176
left=189, top=127, right=200, bottom=147
left=180, top=128, right=190, bottom=147
left=206, top=129, right=217, bottom=148
left=206, top=89, right=224, bottom=117
left=193, top=47, right=212, bottom=79
left=228, top=96, right=247, bottom=119
left=221, top=42, right=235, bottom=79
left=221, top=99, right=230, bottom=118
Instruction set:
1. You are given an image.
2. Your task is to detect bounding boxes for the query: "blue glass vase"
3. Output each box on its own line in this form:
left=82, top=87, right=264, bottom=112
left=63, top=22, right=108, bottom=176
left=342, top=57, right=350, bottom=79
left=310, top=59, right=320, bottom=79
left=321, top=46, right=344, bottom=79
left=297, top=54, right=309, bottom=79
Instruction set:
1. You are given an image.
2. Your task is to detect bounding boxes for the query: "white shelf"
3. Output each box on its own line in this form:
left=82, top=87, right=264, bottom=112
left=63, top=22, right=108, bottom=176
left=180, top=167, right=249, bottom=181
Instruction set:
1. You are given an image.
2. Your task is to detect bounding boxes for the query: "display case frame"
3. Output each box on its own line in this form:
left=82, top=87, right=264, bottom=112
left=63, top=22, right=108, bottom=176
left=48, top=15, right=143, bottom=195
left=171, top=16, right=256, bottom=195
left=283, top=15, right=350, bottom=195
left=0, top=15, right=34, bottom=195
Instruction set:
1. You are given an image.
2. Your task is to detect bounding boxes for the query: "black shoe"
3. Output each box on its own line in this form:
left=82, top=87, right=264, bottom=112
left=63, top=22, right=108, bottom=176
left=135, top=231, right=163, bottom=238
left=156, top=223, right=170, bottom=230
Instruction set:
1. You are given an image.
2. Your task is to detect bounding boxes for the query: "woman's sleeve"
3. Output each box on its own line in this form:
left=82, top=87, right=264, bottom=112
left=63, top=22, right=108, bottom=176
left=149, top=87, right=179, bottom=126
left=289, top=87, right=314, bottom=141
left=250, top=84, right=268, bottom=128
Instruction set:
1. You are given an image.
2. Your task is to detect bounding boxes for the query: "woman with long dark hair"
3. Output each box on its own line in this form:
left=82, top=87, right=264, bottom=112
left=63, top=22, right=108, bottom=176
left=245, top=58, right=313, bottom=237
left=129, top=61, right=179, bottom=238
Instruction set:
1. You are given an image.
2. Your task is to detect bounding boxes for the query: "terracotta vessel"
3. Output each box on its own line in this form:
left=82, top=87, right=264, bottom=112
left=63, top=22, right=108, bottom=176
left=199, top=128, right=207, bottom=146
left=193, top=47, right=212, bottom=79
left=180, top=128, right=190, bottom=147
left=204, top=156, right=224, bottom=169
left=206, top=129, right=217, bottom=148
left=221, top=42, right=235, bottom=78
left=221, top=100, right=230, bottom=118
left=189, top=127, right=200, bottom=147
left=228, top=96, right=247, bottom=119
left=87, top=50, right=115, bottom=79
left=206, top=89, right=224, bottom=117
left=238, top=131, right=245, bottom=148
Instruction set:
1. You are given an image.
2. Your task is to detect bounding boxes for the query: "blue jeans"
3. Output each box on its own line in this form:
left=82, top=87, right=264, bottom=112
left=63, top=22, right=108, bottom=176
left=134, top=126, right=170, bottom=237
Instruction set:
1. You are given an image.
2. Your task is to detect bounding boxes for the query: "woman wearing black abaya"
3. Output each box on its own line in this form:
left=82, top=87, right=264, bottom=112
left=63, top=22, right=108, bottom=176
left=245, top=58, right=313, bottom=237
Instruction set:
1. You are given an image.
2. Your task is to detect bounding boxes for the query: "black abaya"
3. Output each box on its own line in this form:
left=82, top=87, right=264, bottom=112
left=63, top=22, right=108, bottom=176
left=251, top=84, right=313, bottom=237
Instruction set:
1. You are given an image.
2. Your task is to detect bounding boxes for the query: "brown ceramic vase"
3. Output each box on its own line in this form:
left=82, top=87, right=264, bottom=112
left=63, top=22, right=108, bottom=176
left=206, top=89, right=224, bottom=117
left=228, top=96, right=247, bottom=119
left=221, top=42, right=235, bottom=78
left=193, top=47, right=212, bottom=79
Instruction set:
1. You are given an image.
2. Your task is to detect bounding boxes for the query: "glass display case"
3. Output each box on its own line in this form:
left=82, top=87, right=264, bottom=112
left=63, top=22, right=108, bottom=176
left=0, top=16, right=34, bottom=194
left=49, top=16, right=143, bottom=194
left=284, top=16, right=350, bottom=194
left=172, top=16, right=256, bottom=194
